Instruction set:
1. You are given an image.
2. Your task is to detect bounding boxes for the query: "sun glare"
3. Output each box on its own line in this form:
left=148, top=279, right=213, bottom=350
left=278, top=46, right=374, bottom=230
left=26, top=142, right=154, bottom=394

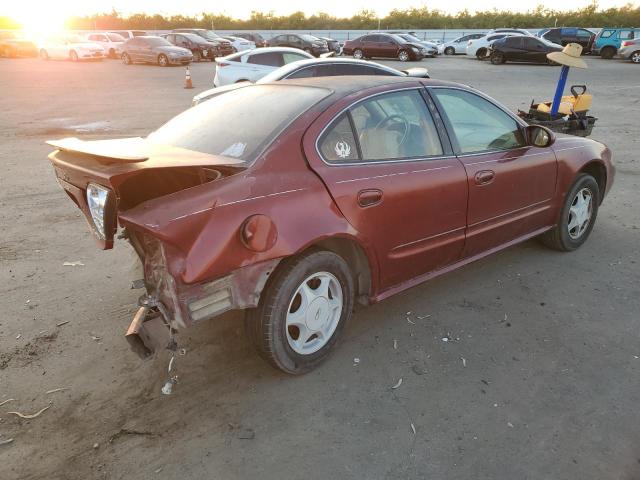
left=9, top=5, right=70, bottom=39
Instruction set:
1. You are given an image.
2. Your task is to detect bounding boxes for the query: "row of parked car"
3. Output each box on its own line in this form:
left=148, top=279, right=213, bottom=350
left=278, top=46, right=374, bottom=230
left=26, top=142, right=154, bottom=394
left=2, top=27, right=638, bottom=65
left=436, top=27, right=640, bottom=64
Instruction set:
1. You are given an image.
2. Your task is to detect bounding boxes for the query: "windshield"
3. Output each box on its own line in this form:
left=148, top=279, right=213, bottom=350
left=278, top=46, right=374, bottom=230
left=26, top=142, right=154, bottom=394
left=107, top=33, right=125, bottom=42
left=300, top=34, right=320, bottom=42
left=183, top=33, right=207, bottom=44
left=203, top=30, right=221, bottom=40
left=146, top=37, right=172, bottom=47
left=539, top=37, right=561, bottom=48
left=148, top=85, right=329, bottom=162
left=390, top=34, right=409, bottom=44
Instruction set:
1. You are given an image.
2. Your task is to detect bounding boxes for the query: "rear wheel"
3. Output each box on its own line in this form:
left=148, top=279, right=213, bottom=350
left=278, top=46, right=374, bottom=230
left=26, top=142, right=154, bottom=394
left=353, top=48, right=363, bottom=59
left=490, top=51, right=505, bottom=64
left=69, top=50, right=78, bottom=62
left=541, top=174, right=600, bottom=251
left=476, top=48, right=487, bottom=59
left=39, top=49, right=49, bottom=60
left=193, top=50, right=201, bottom=62
left=398, top=50, right=410, bottom=62
left=444, top=46, right=455, bottom=55
left=158, top=54, right=168, bottom=67
left=245, top=250, right=355, bottom=374
left=108, top=48, right=116, bottom=58
left=631, top=51, right=640, bottom=64
left=121, top=52, right=131, bottom=65
left=600, top=46, right=616, bottom=59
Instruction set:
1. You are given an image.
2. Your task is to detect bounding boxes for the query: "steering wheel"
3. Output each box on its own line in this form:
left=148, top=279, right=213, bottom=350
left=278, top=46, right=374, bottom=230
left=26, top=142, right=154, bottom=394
left=371, top=114, right=410, bottom=146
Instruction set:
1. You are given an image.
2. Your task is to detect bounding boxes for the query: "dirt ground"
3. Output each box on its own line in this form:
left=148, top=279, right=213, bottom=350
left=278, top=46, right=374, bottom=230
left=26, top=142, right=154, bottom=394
left=0, top=54, right=638, bottom=480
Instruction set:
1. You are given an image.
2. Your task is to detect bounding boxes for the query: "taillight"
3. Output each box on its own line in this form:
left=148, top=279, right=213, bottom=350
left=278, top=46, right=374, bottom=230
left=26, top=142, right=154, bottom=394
left=621, top=40, right=633, bottom=47
left=217, top=61, right=230, bottom=67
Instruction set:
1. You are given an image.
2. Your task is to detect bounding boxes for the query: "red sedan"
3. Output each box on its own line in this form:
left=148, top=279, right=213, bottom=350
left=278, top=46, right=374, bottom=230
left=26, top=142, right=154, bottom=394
left=48, top=77, right=614, bottom=374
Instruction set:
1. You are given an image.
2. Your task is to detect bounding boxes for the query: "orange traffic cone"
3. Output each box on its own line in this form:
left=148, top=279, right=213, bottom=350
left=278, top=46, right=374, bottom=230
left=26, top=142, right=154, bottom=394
left=184, top=66, right=193, bottom=89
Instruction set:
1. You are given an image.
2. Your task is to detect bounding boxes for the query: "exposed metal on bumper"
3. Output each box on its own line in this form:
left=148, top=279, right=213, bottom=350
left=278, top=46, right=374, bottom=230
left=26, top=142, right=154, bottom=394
left=125, top=306, right=171, bottom=359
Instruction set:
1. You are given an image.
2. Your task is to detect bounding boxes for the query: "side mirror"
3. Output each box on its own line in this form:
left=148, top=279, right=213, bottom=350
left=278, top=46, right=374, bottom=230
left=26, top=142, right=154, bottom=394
left=525, top=125, right=555, bottom=148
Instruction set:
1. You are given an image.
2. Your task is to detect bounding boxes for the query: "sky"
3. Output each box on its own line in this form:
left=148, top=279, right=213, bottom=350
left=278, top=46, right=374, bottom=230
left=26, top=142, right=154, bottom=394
left=4, top=0, right=638, bottom=25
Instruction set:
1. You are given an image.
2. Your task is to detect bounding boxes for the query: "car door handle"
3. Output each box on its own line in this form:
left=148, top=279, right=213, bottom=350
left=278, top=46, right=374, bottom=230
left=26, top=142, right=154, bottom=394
left=474, top=170, right=495, bottom=185
left=357, top=189, right=383, bottom=207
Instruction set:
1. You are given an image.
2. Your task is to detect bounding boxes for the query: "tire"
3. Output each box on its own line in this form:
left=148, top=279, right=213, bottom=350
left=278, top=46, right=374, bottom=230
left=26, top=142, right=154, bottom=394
left=304, top=47, right=312, bottom=54
left=444, top=46, right=455, bottom=55
left=158, top=54, right=168, bottom=67
left=245, top=250, right=355, bottom=375
left=600, top=46, right=616, bottom=59
left=193, top=50, right=201, bottom=62
left=540, top=174, right=600, bottom=252
left=108, top=48, right=115, bottom=58
left=121, top=52, right=131, bottom=65
left=40, top=49, right=49, bottom=60
left=69, top=50, right=78, bottom=62
left=476, top=48, right=487, bottom=60
left=547, top=58, right=560, bottom=66
left=398, top=50, right=410, bottom=62
left=490, top=51, right=505, bottom=64
left=630, top=51, right=640, bottom=64
left=353, top=48, right=363, bottom=60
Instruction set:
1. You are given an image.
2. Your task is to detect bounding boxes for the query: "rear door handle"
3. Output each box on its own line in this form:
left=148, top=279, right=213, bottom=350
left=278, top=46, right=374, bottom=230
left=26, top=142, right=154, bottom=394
left=475, top=170, right=495, bottom=185
left=357, top=189, right=383, bottom=208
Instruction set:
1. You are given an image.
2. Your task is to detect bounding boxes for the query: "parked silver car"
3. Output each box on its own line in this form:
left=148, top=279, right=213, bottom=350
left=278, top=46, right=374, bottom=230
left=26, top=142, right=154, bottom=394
left=121, top=36, right=192, bottom=66
left=618, top=38, right=640, bottom=63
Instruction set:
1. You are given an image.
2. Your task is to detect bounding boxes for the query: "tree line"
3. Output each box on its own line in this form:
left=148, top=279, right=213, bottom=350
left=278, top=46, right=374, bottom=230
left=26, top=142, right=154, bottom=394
left=2, top=4, right=639, bottom=31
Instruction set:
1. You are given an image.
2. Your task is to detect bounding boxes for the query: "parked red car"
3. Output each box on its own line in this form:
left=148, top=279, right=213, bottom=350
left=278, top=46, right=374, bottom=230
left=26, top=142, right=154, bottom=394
left=47, top=77, right=614, bottom=375
left=343, top=33, right=428, bottom=61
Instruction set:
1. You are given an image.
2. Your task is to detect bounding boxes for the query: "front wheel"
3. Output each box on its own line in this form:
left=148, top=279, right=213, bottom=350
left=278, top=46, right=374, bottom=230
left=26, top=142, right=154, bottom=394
left=40, top=49, right=49, bottom=60
left=69, top=50, right=78, bottom=62
left=444, top=46, right=455, bottom=55
left=541, top=174, right=600, bottom=251
left=476, top=48, right=487, bottom=60
left=398, top=50, right=410, bottom=62
left=121, top=52, right=131, bottom=65
left=630, top=51, right=640, bottom=64
left=352, top=48, right=363, bottom=59
left=245, top=250, right=355, bottom=374
left=158, top=54, right=169, bottom=67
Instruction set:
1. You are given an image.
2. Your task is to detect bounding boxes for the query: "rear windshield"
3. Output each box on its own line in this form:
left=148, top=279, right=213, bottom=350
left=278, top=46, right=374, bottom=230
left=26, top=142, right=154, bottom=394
left=148, top=85, right=329, bottom=162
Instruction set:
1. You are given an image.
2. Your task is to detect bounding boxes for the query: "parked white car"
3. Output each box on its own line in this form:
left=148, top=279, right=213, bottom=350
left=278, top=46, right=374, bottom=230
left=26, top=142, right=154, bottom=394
left=466, top=32, right=521, bottom=59
left=85, top=32, right=126, bottom=58
left=195, top=57, right=430, bottom=105
left=39, top=34, right=105, bottom=61
left=221, top=35, right=256, bottom=52
left=212, top=47, right=313, bottom=87
left=438, top=33, right=486, bottom=55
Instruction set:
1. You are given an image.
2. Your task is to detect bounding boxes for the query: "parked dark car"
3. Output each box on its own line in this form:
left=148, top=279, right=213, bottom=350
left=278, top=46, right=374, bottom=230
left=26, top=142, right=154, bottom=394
left=162, top=33, right=217, bottom=62
left=121, top=36, right=192, bottom=66
left=268, top=34, right=329, bottom=56
left=47, top=75, right=614, bottom=375
left=319, top=36, right=341, bottom=54
left=234, top=32, right=268, bottom=48
left=172, top=29, right=234, bottom=56
left=0, top=31, right=38, bottom=57
left=489, top=36, right=563, bottom=65
left=540, top=27, right=595, bottom=52
left=343, top=33, right=427, bottom=61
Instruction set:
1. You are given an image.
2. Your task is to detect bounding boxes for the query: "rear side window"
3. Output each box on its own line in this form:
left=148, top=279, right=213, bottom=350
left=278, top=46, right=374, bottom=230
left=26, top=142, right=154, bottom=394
left=149, top=85, right=329, bottom=162
left=523, top=37, right=541, bottom=48
left=577, top=29, right=593, bottom=39
left=319, top=115, right=359, bottom=163
left=319, top=90, right=443, bottom=163
left=282, top=52, right=310, bottom=64
left=287, top=65, right=334, bottom=79
left=620, top=30, right=635, bottom=40
left=247, top=52, right=283, bottom=66
left=432, top=88, right=525, bottom=154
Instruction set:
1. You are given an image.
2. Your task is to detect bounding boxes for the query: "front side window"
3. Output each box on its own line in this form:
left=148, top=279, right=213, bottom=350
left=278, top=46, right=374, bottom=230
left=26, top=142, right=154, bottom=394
left=432, top=88, right=525, bottom=154
left=319, top=90, right=443, bottom=163
left=599, top=29, right=614, bottom=38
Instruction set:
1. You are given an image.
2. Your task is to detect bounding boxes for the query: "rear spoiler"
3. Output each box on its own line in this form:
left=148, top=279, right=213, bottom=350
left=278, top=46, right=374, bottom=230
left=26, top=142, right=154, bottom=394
left=47, top=137, right=149, bottom=162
